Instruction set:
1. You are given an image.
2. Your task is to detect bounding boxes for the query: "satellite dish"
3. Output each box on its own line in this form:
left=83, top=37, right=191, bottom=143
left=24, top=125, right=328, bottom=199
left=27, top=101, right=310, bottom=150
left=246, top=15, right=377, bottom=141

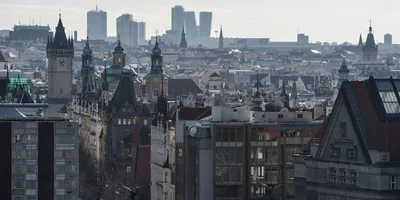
left=188, top=127, right=197, bottom=137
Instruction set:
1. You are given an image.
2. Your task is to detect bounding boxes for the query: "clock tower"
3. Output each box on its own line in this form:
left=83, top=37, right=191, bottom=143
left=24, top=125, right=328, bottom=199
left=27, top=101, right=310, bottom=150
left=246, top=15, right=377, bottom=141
left=46, top=14, right=74, bottom=101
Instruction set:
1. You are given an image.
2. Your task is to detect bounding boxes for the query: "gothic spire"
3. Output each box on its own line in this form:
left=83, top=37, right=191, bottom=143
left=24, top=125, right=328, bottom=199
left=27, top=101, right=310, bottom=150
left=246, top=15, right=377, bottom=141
left=218, top=25, right=224, bottom=49
left=358, top=34, right=363, bottom=46
left=179, top=25, right=187, bottom=48
left=51, top=13, right=71, bottom=49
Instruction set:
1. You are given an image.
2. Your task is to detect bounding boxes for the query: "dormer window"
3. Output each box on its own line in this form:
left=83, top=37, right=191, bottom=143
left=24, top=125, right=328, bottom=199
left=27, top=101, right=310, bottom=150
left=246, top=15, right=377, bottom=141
left=278, top=114, right=283, bottom=118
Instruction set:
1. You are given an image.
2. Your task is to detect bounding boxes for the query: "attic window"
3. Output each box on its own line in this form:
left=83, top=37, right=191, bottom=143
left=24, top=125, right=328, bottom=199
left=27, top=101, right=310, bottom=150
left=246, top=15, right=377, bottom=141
left=297, top=114, right=303, bottom=118
left=376, top=80, right=400, bottom=114
left=278, top=114, right=283, bottom=119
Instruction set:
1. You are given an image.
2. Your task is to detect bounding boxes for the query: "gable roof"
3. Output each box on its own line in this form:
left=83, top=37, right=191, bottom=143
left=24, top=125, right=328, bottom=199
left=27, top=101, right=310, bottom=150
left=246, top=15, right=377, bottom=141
left=317, top=77, right=400, bottom=161
left=209, top=72, right=220, bottom=78
left=168, top=79, right=202, bottom=96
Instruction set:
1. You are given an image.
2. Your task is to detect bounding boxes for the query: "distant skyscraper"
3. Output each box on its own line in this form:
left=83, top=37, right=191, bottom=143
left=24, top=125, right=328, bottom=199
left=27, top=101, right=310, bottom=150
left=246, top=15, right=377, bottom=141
left=184, top=11, right=198, bottom=40
left=74, top=30, right=77, bottom=42
left=116, top=14, right=139, bottom=47
left=87, top=5, right=107, bottom=40
left=199, top=12, right=212, bottom=38
left=138, top=21, right=146, bottom=45
left=297, top=33, right=309, bottom=44
left=384, top=33, right=392, bottom=45
left=171, top=5, right=185, bottom=32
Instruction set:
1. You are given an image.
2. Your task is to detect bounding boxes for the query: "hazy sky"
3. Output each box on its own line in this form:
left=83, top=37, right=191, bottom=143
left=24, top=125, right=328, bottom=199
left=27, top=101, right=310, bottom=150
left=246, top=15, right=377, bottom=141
left=0, top=0, right=398, bottom=43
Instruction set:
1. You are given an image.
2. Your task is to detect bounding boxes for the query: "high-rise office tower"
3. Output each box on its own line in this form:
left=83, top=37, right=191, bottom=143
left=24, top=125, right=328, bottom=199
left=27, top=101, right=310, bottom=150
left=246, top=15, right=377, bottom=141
left=384, top=33, right=392, bottom=45
left=138, top=21, right=146, bottom=45
left=116, top=14, right=139, bottom=47
left=87, top=5, right=107, bottom=40
left=171, top=5, right=185, bottom=32
left=0, top=117, right=79, bottom=200
left=184, top=11, right=198, bottom=40
left=199, top=12, right=212, bottom=38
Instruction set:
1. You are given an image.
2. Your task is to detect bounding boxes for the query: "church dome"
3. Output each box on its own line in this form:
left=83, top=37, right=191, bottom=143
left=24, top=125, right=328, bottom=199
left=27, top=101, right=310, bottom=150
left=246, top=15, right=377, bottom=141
left=152, top=38, right=162, bottom=56
left=82, top=39, right=92, bottom=55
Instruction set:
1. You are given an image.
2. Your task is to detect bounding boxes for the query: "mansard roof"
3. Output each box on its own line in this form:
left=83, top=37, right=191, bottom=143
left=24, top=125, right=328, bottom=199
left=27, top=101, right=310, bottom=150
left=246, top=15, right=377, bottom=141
left=316, top=77, right=400, bottom=161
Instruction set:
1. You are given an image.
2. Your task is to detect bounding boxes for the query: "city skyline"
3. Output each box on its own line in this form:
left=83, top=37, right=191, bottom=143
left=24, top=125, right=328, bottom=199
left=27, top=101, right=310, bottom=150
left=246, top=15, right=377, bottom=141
left=0, top=0, right=398, bottom=43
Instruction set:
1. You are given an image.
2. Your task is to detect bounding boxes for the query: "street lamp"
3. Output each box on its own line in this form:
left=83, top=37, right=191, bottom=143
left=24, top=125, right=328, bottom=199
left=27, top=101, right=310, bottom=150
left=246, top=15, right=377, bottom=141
left=260, top=183, right=281, bottom=200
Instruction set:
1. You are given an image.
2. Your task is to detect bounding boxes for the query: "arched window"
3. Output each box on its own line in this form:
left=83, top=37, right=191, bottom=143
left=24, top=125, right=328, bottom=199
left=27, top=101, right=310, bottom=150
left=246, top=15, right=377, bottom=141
left=118, top=57, right=122, bottom=64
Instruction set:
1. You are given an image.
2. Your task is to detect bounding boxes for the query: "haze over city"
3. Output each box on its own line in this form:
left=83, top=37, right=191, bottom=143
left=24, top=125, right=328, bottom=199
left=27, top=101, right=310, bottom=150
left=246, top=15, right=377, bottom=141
left=0, top=0, right=399, bottom=43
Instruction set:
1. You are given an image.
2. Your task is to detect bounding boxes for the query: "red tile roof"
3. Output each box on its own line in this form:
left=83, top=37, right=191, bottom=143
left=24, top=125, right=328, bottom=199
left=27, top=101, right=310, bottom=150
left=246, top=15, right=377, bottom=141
left=351, top=81, right=400, bottom=161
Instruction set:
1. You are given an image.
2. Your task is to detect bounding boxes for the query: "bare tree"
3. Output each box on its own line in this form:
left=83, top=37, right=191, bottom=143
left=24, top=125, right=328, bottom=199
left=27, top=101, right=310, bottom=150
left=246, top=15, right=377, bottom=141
left=79, top=142, right=135, bottom=199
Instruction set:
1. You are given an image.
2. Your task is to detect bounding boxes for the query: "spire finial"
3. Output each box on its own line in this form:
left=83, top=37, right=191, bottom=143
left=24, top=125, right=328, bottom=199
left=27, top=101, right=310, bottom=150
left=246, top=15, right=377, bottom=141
left=256, top=70, right=259, bottom=92
left=117, top=34, right=121, bottom=46
left=369, top=19, right=372, bottom=33
left=155, top=29, right=159, bottom=37
left=59, top=11, right=61, bottom=19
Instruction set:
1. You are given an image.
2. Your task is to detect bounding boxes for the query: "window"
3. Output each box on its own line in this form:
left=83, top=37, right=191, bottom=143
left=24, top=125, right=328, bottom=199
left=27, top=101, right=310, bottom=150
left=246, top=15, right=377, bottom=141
left=297, top=114, right=303, bottom=118
left=143, top=119, right=147, bottom=126
left=390, top=176, right=399, bottom=190
left=376, top=80, right=400, bottom=114
left=15, top=135, right=22, bottom=143
left=118, top=119, right=121, bottom=125
left=12, top=180, right=24, bottom=188
left=26, top=165, right=36, bottom=173
left=123, top=119, right=126, bottom=125
left=178, top=148, right=183, bottom=157
left=126, top=165, right=132, bottom=173
left=25, top=150, right=37, bottom=158
left=56, top=135, right=74, bottom=144
left=339, top=169, right=346, bottom=177
left=278, top=114, right=283, bottom=118
left=13, top=150, right=24, bottom=159
left=13, top=165, right=24, bottom=173
left=26, top=180, right=36, bottom=189
left=340, top=122, right=346, bottom=137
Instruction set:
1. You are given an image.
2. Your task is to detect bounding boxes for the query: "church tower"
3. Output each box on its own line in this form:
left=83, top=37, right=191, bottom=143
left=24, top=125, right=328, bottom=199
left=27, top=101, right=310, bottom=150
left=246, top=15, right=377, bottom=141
left=46, top=14, right=74, bottom=102
left=218, top=26, right=224, bottom=49
left=362, top=21, right=378, bottom=62
left=81, top=36, right=97, bottom=102
left=144, top=37, right=168, bottom=97
left=179, top=26, right=187, bottom=49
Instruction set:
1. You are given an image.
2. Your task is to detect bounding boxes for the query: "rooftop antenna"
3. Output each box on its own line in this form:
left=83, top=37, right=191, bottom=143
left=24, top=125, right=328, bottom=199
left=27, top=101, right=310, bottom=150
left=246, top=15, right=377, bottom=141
left=19, top=16, right=21, bottom=25
left=96, top=0, right=98, bottom=11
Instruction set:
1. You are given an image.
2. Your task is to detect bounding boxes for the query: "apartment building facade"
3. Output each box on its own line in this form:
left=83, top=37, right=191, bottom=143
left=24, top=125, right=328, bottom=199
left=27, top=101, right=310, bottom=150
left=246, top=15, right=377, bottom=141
left=0, top=118, right=79, bottom=200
